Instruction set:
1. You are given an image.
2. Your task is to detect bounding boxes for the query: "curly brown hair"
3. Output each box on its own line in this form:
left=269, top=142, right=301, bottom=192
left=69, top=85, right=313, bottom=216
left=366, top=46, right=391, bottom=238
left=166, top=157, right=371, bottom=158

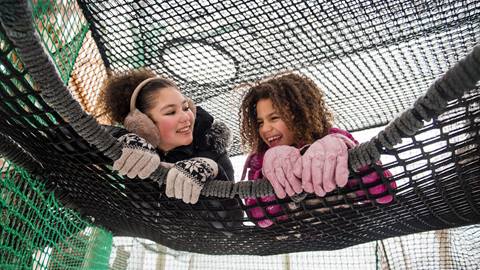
left=239, top=72, right=334, bottom=153
left=97, top=68, right=177, bottom=124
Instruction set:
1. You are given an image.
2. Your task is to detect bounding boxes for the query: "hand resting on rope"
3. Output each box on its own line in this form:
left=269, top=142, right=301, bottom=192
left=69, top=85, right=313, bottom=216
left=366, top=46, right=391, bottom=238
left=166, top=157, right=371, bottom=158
left=262, top=145, right=303, bottom=199
left=165, top=157, right=219, bottom=204
left=329, top=132, right=397, bottom=204
left=113, top=133, right=161, bottom=179
left=299, top=132, right=397, bottom=203
left=293, top=134, right=350, bottom=197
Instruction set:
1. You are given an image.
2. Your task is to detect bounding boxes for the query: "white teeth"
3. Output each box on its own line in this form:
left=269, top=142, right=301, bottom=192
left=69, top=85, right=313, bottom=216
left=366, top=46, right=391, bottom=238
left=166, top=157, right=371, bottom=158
left=178, top=127, right=190, bottom=133
left=267, top=135, right=280, bottom=142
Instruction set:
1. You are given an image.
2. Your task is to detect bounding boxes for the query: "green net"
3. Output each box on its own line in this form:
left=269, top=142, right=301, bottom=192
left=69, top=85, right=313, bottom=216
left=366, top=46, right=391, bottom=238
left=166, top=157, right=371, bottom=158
left=0, top=2, right=111, bottom=268
left=30, top=0, right=107, bottom=117
left=32, top=0, right=89, bottom=83
left=0, top=160, right=112, bottom=269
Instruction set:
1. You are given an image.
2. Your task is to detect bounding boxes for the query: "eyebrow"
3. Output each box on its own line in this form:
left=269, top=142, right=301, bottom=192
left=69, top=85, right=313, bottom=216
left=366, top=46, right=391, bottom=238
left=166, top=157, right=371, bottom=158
left=159, top=99, right=188, bottom=111
left=256, top=111, right=278, bottom=121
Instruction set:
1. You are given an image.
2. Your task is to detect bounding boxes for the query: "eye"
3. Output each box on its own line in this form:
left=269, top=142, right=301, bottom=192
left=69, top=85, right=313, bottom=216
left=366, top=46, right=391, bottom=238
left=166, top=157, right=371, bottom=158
left=183, top=104, right=190, bottom=111
left=165, top=110, right=175, bottom=115
left=257, top=121, right=263, bottom=127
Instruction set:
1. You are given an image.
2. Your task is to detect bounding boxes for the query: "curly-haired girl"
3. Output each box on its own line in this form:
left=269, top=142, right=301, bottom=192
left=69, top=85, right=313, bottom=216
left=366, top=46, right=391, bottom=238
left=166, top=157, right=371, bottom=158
left=98, top=68, right=243, bottom=231
left=239, top=72, right=395, bottom=228
left=98, top=68, right=233, bottom=205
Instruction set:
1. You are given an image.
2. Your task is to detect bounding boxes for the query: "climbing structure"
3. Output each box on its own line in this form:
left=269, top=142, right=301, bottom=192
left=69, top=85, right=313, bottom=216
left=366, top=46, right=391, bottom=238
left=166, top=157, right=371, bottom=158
left=0, top=0, right=479, bottom=268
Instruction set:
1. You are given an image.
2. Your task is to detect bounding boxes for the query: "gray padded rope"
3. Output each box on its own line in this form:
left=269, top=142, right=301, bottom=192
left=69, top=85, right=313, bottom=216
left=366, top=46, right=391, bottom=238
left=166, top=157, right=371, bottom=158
left=1, top=0, right=479, bottom=199
left=0, top=0, right=257, bottom=197
left=0, top=0, right=122, bottom=160
left=0, top=132, right=44, bottom=174
left=348, top=45, right=480, bottom=170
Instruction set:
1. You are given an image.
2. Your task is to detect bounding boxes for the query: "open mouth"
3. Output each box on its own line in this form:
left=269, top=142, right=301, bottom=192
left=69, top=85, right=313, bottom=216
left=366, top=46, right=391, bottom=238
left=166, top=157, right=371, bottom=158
left=177, top=126, right=191, bottom=134
left=266, top=135, right=281, bottom=146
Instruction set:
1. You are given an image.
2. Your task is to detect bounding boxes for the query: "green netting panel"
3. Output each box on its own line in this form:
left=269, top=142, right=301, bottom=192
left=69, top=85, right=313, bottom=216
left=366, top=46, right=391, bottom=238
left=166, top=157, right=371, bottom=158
left=31, top=0, right=107, bottom=116
left=32, top=0, right=90, bottom=83
left=0, top=161, right=112, bottom=269
left=0, top=8, right=114, bottom=267
left=67, top=30, right=108, bottom=117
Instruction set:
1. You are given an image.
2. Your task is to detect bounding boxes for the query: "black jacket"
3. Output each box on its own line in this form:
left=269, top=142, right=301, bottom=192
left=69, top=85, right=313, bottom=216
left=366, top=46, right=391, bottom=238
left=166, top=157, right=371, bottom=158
left=157, top=106, right=234, bottom=182
left=108, top=106, right=234, bottom=182
left=107, top=107, right=242, bottom=232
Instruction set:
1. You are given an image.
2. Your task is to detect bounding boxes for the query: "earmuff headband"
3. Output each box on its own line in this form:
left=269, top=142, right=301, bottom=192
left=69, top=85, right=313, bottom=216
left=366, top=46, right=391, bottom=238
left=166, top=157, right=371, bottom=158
left=130, top=77, right=159, bottom=112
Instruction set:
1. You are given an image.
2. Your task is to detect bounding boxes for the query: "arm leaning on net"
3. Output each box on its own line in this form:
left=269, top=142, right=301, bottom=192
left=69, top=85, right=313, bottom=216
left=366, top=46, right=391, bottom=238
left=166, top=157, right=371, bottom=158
left=262, top=145, right=303, bottom=198
left=165, top=157, right=219, bottom=204
left=293, top=134, right=350, bottom=197
left=112, top=133, right=161, bottom=179
left=330, top=129, right=397, bottom=204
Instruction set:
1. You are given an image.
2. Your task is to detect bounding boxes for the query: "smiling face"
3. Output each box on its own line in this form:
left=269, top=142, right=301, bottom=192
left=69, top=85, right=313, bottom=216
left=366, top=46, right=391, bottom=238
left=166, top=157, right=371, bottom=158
left=146, top=87, right=195, bottom=152
left=256, top=98, right=295, bottom=148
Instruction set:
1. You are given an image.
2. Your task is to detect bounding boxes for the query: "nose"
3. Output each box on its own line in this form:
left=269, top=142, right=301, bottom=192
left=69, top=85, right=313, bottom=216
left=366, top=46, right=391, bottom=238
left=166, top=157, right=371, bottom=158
left=180, top=109, right=190, bottom=123
left=260, top=121, right=272, bottom=134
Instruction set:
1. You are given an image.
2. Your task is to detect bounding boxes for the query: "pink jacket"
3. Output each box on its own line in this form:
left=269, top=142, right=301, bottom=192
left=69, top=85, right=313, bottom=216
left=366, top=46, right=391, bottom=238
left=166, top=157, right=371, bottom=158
left=242, top=151, right=287, bottom=228
left=331, top=128, right=397, bottom=204
left=242, top=128, right=396, bottom=228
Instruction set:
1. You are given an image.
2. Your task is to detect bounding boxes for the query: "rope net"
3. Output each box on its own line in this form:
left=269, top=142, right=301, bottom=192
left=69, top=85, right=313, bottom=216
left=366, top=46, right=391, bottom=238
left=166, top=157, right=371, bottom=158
left=78, top=0, right=480, bottom=156
left=0, top=161, right=112, bottom=269
left=0, top=0, right=479, bottom=268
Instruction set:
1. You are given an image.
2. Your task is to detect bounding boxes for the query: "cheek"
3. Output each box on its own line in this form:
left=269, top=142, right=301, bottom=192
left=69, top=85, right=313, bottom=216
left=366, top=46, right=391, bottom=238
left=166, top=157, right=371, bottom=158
left=259, top=131, right=268, bottom=143
left=280, top=124, right=295, bottom=144
left=156, top=119, right=177, bottom=139
left=285, top=132, right=295, bottom=145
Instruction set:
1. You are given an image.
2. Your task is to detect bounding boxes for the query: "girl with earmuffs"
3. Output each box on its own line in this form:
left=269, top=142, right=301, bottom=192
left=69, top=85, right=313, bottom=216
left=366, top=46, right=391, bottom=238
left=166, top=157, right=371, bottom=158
left=98, top=68, right=242, bottom=230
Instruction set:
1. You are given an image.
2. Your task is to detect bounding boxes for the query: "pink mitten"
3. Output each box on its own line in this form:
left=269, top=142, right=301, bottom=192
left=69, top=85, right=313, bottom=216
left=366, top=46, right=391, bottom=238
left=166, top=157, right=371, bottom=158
left=262, top=145, right=302, bottom=198
left=329, top=133, right=357, bottom=149
left=294, top=134, right=349, bottom=197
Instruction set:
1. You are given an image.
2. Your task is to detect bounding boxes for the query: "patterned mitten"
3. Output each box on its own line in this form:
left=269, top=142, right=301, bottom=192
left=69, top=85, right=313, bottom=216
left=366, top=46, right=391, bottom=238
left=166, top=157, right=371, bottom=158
left=113, top=133, right=160, bottom=179
left=165, top=157, right=219, bottom=204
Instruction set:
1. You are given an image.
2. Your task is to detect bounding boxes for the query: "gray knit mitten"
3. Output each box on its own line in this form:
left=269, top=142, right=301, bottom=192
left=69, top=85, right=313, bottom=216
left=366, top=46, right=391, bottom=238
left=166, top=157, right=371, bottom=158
left=165, top=157, right=218, bottom=204
left=113, top=133, right=160, bottom=179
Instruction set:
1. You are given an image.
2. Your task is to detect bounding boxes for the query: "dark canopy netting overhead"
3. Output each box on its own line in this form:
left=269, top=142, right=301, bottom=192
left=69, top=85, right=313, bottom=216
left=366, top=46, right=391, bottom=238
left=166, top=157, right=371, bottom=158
left=78, top=0, right=480, bottom=155
left=0, top=0, right=480, bottom=267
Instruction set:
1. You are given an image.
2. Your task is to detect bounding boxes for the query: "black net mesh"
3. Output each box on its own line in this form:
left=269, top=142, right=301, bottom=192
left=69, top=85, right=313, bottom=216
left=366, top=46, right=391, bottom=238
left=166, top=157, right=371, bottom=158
left=0, top=0, right=480, bottom=266
left=78, top=0, right=480, bottom=155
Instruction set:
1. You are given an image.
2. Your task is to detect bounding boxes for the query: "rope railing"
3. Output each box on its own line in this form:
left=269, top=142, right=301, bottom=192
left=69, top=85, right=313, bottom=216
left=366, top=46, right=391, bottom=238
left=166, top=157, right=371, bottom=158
left=1, top=0, right=479, bottom=199
left=348, top=44, right=480, bottom=170
left=0, top=132, right=44, bottom=173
